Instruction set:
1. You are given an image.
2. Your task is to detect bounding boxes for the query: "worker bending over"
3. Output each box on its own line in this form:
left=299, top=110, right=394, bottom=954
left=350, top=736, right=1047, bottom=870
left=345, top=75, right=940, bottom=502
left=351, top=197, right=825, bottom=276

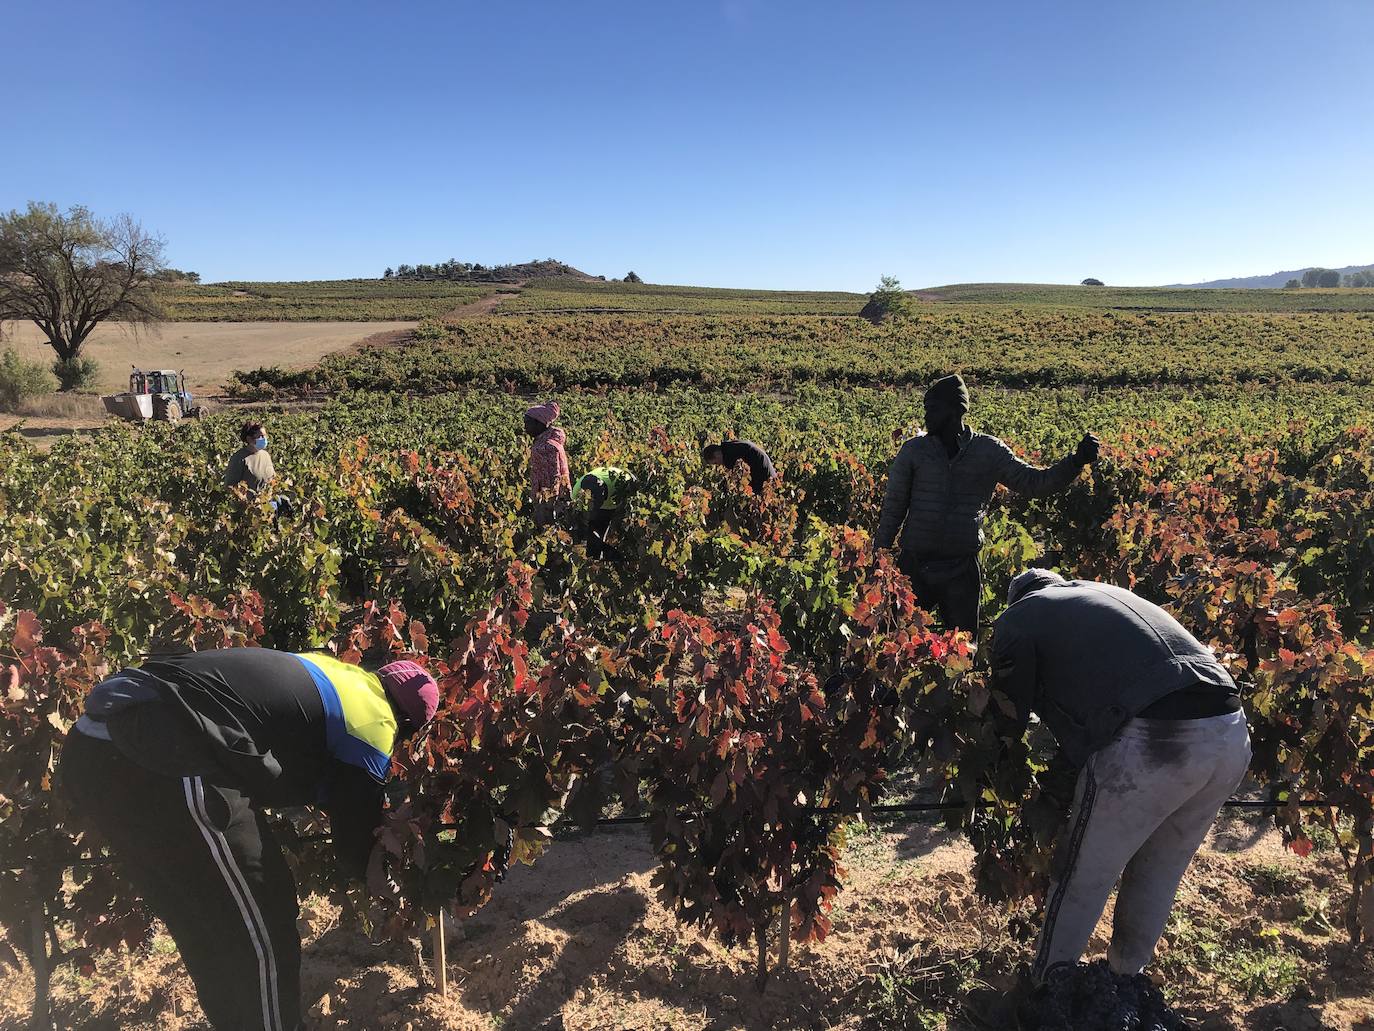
left=875, top=374, right=1098, bottom=633
left=574, top=465, right=637, bottom=560
left=701, top=439, right=776, bottom=494
left=991, top=570, right=1250, bottom=982
left=61, top=648, right=439, bottom=1031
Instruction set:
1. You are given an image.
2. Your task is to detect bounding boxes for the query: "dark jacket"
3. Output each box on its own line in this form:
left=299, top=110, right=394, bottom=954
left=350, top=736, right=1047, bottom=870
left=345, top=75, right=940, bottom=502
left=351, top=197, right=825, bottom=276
left=82, top=648, right=386, bottom=880
left=875, top=429, right=1081, bottom=558
left=720, top=440, right=776, bottom=494
left=990, top=580, right=1238, bottom=766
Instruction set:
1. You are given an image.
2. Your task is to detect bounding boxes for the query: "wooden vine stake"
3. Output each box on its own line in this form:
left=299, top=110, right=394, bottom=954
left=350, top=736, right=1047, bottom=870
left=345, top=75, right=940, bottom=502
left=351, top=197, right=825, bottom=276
left=778, top=897, right=790, bottom=974
left=431, top=911, right=448, bottom=997
left=754, top=921, right=770, bottom=991
left=30, top=901, right=51, bottom=1031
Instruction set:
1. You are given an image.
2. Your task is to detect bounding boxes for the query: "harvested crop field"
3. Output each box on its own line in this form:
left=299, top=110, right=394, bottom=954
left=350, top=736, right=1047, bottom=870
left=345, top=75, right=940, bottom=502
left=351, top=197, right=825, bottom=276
left=0, top=320, right=413, bottom=443
left=2, top=817, right=1368, bottom=1031
left=1, top=321, right=417, bottom=396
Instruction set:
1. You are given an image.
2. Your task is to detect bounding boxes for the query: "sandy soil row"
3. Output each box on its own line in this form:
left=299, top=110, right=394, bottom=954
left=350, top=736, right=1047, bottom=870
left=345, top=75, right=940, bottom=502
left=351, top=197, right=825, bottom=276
left=2, top=816, right=1368, bottom=1031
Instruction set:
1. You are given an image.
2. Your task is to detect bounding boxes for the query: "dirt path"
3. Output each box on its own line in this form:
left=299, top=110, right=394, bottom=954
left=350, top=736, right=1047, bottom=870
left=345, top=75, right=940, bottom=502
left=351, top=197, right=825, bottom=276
left=3, top=817, right=1367, bottom=1031
left=443, top=282, right=525, bottom=319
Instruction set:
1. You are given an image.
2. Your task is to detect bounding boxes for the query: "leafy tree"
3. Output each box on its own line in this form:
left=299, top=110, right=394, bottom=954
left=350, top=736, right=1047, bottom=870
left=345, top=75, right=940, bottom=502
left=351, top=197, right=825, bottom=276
left=151, top=268, right=199, bottom=284
left=1081, top=278, right=1105, bottom=286
left=1302, top=268, right=1325, bottom=288
left=624, top=271, right=643, bottom=284
left=1285, top=279, right=1301, bottom=289
left=0, top=203, right=165, bottom=389
left=1318, top=269, right=1342, bottom=288
left=383, top=267, right=394, bottom=279
left=859, top=275, right=913, bottom=323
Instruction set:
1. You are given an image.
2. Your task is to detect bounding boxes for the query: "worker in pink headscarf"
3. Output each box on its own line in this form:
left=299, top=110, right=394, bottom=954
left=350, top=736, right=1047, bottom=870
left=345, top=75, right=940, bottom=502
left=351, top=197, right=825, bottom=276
left=524, top=401, right=571, bottom=527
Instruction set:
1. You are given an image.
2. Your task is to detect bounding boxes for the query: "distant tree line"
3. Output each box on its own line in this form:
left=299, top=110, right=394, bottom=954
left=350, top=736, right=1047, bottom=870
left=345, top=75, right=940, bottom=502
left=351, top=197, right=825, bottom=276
left=152, top=268, right=200, bottom=283
left=1284, top=268, right=1374, bottom=289
left=382, top=257, right=579, bottom=282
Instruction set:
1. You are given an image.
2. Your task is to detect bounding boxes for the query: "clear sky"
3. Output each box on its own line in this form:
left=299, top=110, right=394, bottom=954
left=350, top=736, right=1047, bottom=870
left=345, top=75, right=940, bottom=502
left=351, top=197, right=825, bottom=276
left=4, top=1, right=1372, bottom=290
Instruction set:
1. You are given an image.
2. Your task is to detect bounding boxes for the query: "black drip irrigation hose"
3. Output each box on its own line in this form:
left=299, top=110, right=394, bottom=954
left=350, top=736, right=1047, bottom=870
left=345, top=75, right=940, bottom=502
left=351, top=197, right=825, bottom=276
left=23, top=797, right=1334, bottom=873
left=574, top=796, right=1335, bottom=826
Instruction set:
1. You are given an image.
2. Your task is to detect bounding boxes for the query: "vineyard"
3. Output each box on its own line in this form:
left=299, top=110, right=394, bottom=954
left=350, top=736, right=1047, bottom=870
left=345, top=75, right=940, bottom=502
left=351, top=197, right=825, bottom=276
left=156, top=280, right=496, bottom=322
left=2, top=304, right=1374, bottom=1028
left=154, top=277, right=1374, bottom=324
left=226, top=307, right=1374, bottom=398
left=916, top=283, right=1374, bottom=312
left=497, top=279, right=869, bottom=316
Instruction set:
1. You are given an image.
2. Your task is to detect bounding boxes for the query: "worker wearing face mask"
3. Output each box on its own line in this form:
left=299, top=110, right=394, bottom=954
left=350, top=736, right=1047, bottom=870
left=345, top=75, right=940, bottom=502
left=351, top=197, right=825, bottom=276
left=223, top=421, right=277, bottom=494
left=874, top=375, right=1099, bottom=634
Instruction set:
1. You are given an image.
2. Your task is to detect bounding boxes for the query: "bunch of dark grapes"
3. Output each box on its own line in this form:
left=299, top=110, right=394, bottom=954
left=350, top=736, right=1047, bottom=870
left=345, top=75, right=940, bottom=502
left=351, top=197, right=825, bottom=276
left=1016, top=960, right=1189, bottom=1031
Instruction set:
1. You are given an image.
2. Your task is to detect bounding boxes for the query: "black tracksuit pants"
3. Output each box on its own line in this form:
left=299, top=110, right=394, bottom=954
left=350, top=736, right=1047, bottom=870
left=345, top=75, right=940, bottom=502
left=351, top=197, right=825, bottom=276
left=898, top=552, right=983, bottom=633
left=587, top=506, right=621, bottom=561
left=61, top=732, right=302, bottom=1031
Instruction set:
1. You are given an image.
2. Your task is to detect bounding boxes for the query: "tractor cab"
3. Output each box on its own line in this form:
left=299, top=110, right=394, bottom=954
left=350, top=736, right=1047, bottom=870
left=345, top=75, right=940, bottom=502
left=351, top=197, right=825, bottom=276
left=101, top=367, right=200, bottom=423
left=130, top=369, right=180, bottom=395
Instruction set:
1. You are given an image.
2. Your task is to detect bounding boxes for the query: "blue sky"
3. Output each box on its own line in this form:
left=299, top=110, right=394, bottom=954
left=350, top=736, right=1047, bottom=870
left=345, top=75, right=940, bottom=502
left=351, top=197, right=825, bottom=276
left=4, top=1, right=1372, bottom=290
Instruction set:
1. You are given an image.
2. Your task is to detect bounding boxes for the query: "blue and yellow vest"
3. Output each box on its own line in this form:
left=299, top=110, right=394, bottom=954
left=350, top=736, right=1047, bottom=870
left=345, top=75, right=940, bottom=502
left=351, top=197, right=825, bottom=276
left=293, top=653, right=398, bottom=783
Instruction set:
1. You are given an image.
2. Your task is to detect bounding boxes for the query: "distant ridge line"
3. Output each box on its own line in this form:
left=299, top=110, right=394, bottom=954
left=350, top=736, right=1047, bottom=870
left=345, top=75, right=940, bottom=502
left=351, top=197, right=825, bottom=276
left=1169, top=263, right=1374, bottom=289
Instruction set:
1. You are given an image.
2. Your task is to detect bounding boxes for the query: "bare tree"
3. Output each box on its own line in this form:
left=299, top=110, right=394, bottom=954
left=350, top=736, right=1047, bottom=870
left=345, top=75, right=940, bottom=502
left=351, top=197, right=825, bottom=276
left=0, top=202, right=166, bottom=388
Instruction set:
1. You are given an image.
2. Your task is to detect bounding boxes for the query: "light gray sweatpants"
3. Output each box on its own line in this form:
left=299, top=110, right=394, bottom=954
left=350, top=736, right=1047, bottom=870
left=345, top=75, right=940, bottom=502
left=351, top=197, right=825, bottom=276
left=1033, top=710, right=1251, bottom=979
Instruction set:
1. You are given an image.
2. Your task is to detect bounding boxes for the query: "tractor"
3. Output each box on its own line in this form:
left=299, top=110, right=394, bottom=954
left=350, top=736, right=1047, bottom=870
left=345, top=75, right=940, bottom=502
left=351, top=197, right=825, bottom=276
left=101, top=368, right=203, bottom=423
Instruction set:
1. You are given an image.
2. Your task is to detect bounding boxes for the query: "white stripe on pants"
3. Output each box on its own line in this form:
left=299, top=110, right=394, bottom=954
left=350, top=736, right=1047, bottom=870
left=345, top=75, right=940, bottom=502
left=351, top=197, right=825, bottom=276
left=183, top=777, right=284, bottom=1031
left=1034, top=710, right=1251, bottom=979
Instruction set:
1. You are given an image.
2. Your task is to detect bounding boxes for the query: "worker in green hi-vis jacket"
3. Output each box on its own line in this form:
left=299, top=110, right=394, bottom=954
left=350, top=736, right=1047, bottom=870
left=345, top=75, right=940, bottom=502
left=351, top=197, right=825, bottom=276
left=573, top=465, right=637, bottom=560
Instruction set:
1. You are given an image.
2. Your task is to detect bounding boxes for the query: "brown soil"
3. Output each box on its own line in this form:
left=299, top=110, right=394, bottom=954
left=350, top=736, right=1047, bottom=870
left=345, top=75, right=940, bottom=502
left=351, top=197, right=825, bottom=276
left=2, top=818, right=1369, bottom=1031
left=344, top=325, right=421, bottom=355
left=444, top=282, right=525, bottom=320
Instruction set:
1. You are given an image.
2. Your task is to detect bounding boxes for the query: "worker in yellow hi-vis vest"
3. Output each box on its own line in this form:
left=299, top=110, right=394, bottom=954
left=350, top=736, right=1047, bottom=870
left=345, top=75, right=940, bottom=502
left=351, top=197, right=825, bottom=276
left=59, top=649, right=439, bottom=1031
left=573, top=465, right=638, bottom=561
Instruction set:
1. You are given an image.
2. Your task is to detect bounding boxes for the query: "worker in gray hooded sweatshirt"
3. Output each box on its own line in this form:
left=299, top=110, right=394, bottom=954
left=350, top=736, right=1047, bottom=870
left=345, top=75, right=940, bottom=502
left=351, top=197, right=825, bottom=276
left=991, top=569, right=1250, bottom=982
left=874, top=374, right=1099, bottom=634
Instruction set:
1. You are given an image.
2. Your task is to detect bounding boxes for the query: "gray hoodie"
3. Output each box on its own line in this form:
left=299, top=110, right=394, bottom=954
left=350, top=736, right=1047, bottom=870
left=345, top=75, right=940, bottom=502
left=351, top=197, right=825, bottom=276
left=991, top=579, right=1237, bottom=766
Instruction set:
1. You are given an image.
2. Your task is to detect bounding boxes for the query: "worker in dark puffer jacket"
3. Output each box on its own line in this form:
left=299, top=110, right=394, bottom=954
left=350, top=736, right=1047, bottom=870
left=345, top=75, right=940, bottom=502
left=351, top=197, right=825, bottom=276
left=874, top=374, right=1099, bottom=632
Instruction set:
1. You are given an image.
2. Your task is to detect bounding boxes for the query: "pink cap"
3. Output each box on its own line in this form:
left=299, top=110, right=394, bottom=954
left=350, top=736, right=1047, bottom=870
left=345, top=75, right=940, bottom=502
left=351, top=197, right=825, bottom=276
left=378, top=660, right=439, bottom=731
left=525, top=401, right=560, bottom=427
